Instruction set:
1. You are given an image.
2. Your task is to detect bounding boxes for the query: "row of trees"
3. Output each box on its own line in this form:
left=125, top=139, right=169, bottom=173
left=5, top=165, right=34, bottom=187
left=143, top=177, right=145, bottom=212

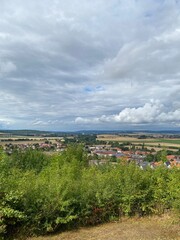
left=0, top=145, right=180, bottom=239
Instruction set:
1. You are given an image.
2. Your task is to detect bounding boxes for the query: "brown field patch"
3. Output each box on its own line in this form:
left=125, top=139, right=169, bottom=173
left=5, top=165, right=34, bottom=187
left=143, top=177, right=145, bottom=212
left=97, top=135, right=140, bottom=141
left=145, top=147, right=179, bottom=152
left=28, top=213, right=180, bottom=240
left=0, top=140, right=47, bottom=146
left=97, top=135, right=159, bottom=142
left=0, top=137, right=64, bottom=146
left=143, top=142, right=180, bottom=148
left=97, top=135, right=180, bottom=148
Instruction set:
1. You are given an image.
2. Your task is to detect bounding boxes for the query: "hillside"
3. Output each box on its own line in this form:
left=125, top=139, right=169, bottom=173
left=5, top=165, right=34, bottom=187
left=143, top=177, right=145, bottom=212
left=1, top=145, right=179, bottom=239
left=28, top=214, right=179, bottom=240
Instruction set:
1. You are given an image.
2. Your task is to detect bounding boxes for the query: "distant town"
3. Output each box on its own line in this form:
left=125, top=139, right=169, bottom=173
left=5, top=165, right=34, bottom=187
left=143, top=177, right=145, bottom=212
left=0, top=130, right=180, bottom=169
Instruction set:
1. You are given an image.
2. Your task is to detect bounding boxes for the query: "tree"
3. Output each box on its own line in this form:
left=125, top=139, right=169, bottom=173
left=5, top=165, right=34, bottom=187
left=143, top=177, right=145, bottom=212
left=110, top=155, right=117, bottom=162
left=144, top=154, right=154, bottom=162
left=160, top=149, right=167, bottom=163
left=10, top=149, right=50, bottom=173
left=155, top=150, right=167, bottom=163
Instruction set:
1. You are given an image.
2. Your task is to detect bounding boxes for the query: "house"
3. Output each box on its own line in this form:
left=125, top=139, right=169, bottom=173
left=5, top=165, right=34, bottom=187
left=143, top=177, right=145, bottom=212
left=139, top=161, right=150, bottom=170
left=94, top=150, right=117, bottom=157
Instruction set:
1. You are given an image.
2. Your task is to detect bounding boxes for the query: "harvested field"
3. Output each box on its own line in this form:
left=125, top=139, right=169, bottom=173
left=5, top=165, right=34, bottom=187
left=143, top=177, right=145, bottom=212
left=143, top=146, right=179, bottom=152
left=0, top=136, right=63, bottom=140
left=97, top=135, right=180, bottom=149
left=0, top=137, right=64, bottom=146
left=97, top=135, right=140, bottom=142
left=143, top=142, right=180, bottom=148
left=0, top=140, right=46, bottom=146
left=28, top=213, right=180, bottom=240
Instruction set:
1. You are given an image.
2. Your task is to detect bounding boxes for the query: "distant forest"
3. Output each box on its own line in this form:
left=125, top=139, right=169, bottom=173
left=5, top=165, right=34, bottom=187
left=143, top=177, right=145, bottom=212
left=0, top=129, right=180, bottom=136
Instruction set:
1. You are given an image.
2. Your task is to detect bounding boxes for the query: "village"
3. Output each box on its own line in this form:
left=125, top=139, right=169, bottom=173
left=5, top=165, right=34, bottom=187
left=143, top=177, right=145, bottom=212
left=87, top=144, right=180, bottom=169
left=1, top=133, right=180, bottom=169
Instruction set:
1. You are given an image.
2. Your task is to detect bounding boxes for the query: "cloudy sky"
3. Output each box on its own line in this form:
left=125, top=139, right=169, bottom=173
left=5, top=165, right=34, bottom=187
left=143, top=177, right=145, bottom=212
left=0, top=0, right=180, bottom=131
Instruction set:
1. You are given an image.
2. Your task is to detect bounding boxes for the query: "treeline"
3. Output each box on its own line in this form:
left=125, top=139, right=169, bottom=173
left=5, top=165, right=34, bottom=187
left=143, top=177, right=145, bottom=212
left=0, top=145, right=180, bottom=239
left=64, top=134, right=97, bottom=144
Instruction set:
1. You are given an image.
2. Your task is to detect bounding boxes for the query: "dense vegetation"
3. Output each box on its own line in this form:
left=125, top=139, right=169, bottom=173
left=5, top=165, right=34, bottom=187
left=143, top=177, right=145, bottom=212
left=0, top=145, right=179, bottom=239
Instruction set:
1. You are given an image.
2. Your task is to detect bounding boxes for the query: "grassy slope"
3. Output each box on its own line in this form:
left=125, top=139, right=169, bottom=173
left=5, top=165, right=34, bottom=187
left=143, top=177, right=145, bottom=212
left=28, top=214, right=180, bottom=240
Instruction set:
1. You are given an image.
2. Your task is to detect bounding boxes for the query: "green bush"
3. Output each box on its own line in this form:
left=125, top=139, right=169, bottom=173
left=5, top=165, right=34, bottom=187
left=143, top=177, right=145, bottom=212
left=0, top=191, right=27, bottom=239
left=0, top=145, right=179, bottom=239
left=10, top=149, right=50, bottom=173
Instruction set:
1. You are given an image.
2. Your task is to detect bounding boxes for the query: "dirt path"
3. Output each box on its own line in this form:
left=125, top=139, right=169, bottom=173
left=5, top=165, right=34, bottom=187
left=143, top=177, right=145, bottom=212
left=28, top=214, right=180, bottom=240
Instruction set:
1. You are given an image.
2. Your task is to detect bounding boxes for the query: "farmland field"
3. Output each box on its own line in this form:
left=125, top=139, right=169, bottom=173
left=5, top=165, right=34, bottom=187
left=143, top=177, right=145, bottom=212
left=0, top=136, right=64, bottom=145
left=97, top=135, right=180, bottom=149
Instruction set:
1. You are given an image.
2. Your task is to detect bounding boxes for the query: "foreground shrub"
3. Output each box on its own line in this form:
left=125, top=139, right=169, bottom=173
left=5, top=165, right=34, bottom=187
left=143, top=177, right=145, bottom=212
left=0, top=191, right=27, bottom=239
left=0, top=146, right=179, bottom=239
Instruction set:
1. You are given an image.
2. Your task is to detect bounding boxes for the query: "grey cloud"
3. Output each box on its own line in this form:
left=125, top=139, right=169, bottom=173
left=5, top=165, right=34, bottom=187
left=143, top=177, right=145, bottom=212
left=0, top=61, right=16, bottom=76
left=0, top=0, right=179, bottom=130
left=101, top=30, right=180, bottom=81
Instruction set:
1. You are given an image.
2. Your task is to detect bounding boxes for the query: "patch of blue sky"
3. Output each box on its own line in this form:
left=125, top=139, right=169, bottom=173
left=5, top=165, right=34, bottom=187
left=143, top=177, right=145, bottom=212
left=143, top=0, right=168, bottom=18
left=144, top=11, right=154, bottom=18
left=84, top=87, right=94, bottom=93
left=83, top=85, right=104, bottom=93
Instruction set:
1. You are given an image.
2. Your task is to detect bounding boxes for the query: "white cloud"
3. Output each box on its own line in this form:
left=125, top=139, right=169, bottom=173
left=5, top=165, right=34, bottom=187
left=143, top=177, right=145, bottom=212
left=32, top=119, right=61, bottom=126
left=75, top=117, right=100, bottom=124
left=111, top=101, right=162, bottom=123
left=75, top=101, right=180, bottom=125
left=0, top=118, right=14, bottom=127
left=158, top=109, right=180, bottom=122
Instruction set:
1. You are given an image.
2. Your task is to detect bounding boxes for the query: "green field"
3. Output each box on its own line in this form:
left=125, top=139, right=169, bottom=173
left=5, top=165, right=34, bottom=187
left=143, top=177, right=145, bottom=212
left=152, top=139, right=180, bottom=144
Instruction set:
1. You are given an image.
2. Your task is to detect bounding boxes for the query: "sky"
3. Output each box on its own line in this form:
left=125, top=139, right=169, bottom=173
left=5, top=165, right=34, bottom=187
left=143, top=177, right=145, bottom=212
left=0, top=0, right=180, bottom=131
